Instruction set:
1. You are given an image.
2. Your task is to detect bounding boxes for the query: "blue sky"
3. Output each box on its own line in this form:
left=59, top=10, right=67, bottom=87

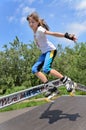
left=0, top=0, right=86, bottom=50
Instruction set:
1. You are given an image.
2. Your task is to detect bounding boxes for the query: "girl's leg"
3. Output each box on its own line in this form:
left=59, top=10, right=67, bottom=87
left=50, top=69, right=63, bottom=79
left=42, top=50, right=74, bottom=94
left=32, top=54, right=48, bottom=83
left=35, top=72, right=48, bottom=83
left=34, top=51, right=61, bottom=83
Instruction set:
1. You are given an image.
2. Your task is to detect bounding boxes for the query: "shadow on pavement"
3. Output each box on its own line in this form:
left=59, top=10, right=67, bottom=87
left=40, top=102, right=80, bottom=124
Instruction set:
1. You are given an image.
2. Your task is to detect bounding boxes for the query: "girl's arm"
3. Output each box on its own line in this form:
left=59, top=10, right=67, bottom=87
left=45, top=30, right=64, bottom=37
left=45, top=30, right=77, bottom=42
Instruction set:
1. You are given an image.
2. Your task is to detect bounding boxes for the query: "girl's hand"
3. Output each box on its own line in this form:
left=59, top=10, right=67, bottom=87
left=64, top=32, right=78, bottom=42
left=70, top=34, right=77, bottom=42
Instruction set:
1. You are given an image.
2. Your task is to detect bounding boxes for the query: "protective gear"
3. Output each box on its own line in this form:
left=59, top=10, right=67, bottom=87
left=44, top=82, right=59, bottom=97
left=64, top=32, right=74, bottom=40
left=61, top=76, right=74, bottom=92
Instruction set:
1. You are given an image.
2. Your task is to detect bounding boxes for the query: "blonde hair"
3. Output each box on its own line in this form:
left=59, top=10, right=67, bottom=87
left=26, top=12, right=49, bottom=30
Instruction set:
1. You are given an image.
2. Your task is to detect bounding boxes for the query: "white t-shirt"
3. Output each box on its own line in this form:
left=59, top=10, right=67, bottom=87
left=34, top=26, right=56, bottom=53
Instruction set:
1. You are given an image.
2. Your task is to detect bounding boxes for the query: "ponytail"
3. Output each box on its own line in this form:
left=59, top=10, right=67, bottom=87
left=39, top=19, right=49, bottom=30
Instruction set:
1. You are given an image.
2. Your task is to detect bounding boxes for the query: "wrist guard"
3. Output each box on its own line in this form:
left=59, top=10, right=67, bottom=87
left=64, top=32, right=74, bottom=40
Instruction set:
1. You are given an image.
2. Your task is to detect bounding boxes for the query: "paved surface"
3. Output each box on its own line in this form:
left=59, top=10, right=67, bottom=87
left=0, top=96, right=86, bottom=130
left=0, top=106, right=37, bottom=124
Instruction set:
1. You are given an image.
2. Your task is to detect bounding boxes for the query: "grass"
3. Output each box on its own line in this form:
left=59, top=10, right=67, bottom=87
left=0, top=93, right=47, bottom=112
left=0, top=100, right=47, bottom=112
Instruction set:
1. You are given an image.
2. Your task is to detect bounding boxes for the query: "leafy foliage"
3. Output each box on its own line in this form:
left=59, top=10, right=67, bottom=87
left=54, top=42, right=86, bottom=85
left=0, top=37, right=86, bottom=94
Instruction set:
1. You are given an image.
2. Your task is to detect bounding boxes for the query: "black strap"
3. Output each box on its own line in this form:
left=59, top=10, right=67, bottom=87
left=64, top=32, right=74, bottom=40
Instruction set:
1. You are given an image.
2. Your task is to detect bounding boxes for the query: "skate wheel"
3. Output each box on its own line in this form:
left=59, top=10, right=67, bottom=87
left=70, top=92, right=75, bottom=96
left=45, top=98, right=54, bottom=102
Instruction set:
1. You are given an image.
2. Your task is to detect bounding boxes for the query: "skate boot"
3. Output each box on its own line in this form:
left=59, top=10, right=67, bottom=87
left=61, top=76, right=75, bottom=93
left=44, top=82, right=59, bottom=97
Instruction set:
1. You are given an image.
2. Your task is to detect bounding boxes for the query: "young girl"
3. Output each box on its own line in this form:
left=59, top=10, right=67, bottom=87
left=26, top=12, right=77, bottom=97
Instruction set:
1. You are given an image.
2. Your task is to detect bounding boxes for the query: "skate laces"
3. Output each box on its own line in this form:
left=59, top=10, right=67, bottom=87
left=61, top=76, right=71, bottom=84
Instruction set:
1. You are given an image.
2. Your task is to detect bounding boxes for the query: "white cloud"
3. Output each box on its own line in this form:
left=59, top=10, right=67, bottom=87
left=7, top=16, right=17, bottom=23
left=74, top=1, right=86, bottom=17
left=13, top=0, right=35, bottom=4
left=20, top=6, right=36, bottom=24
left=16, top=3, right=24, bottom=14
left=67, top=21, right=86, bottom=37
left=7, top=5, right=35, bottom=24
left=76, top=10, right=86, bottom=17
left=20, top=16, right=26, bottom=24
left=22, top=6, right=35, bottom=16
left=49, top=13, right=55, bottom=18
left=75, top=1, right=86, bottom=10
left=8, top=16, right=15, bottom=22
left=48, top=0, right=59, bottom=7
left=26, top=0, right=35, bottom=4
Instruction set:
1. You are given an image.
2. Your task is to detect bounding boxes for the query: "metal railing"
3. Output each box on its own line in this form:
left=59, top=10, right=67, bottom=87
left=0, top=79, right=86, bottom=109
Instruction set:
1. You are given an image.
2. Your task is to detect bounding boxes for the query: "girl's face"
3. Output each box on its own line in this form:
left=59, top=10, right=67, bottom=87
left=28, top=17, right=39, bottom=32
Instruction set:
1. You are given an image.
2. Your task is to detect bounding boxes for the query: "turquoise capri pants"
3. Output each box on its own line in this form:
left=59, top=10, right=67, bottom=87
left=32, top=50, right=57, bottom=74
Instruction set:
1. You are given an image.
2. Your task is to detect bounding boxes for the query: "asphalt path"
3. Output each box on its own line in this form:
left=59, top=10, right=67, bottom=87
left=0, top=96, right=86, bottom=130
